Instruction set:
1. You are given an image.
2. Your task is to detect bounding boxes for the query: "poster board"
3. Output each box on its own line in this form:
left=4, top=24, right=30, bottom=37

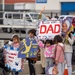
left=18, top=38, right=38, bottom=58
left=36, top=20, right=61, bottom=40
left=4, top=46, right=22, bottom=72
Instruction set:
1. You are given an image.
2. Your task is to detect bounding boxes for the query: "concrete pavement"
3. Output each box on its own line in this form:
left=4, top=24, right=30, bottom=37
left=0, top=61, right=75, bottom=75
left=19, top=61, right=75, bottom=75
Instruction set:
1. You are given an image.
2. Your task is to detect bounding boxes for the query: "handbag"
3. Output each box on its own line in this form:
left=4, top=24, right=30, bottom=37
left=46, top=64, right=58, bottom=75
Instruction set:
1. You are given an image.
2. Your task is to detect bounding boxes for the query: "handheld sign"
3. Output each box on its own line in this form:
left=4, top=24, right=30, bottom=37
left=18, top=38, right=38, bottom=58
left=36, top=20, right=61, bottom=40
left=4, top=45, right=22, bottom=72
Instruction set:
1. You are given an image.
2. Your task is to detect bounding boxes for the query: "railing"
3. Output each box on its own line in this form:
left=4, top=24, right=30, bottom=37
left=0, top=25, right=37, bottom=28
left=0, top=10, right=60, bottom=39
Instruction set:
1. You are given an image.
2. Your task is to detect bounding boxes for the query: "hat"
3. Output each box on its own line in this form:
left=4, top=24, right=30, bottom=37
left=62, top=18, right=72, bottom=31
left=12, top=34, right=19, bottom=38
left=62, top=18, right=71, bottom=36
left=64, top=20, right=71, bottom=29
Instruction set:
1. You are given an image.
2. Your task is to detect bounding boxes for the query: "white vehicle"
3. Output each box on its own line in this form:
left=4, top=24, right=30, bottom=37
left=58, top=15, right=75, bottom=20
left=3, top=12, right=47, bottom=33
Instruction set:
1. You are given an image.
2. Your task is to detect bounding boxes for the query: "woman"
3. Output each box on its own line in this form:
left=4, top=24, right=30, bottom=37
left=62, top=19, right=74, bottom=75
left=40, top=47, right=46, bottom=74
left=38, top=6, right=51, bottom=74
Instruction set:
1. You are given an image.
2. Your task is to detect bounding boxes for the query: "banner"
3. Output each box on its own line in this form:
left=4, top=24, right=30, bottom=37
left=4, top=46, right=22, bottom=72
left=36, top=20, right=61, bottom=40
left=18, top=38, right=38, bottom=58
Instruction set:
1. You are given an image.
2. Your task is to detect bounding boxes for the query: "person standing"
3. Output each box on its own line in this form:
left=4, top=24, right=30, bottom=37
left=4, top=34, right=23, bottom=75
left=62, top=19, right=74, bottom=75
left=26, top=29, right=39, bottom=75
left=11, top=34, right=21, bottom=75
left=38, top=39, right=56, bottom=74
left=40, top=47, right=46, bottom=74
left=54, top=35, right=65, bottom=75
left=38, top=6, right=50, bottom=74
left=43, top=40, right=55, bottom=74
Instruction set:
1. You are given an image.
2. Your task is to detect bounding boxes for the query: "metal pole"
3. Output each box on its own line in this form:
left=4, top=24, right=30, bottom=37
left=2, top=0, right=5, bottom=11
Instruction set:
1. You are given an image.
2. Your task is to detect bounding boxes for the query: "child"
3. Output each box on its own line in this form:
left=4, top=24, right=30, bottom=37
left=4, top=34, right=24, bottom=75
left=11, top=34, right=21, bottom=75
left=38, top=39, right=56, bottom=74
left=27, top=29, right=39, bottom=75
left=54, top=35, right=65, bottom=75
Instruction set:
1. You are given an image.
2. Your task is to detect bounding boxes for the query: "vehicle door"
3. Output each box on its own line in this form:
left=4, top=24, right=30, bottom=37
left=3, top=13, right=12, bottom=25
left=12, top=13, right=21, bottom=25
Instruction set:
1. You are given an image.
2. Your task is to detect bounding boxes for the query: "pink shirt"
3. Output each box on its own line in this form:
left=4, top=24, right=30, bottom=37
left=38, top=41, right=56, bottom=58
left=44, top=45, right=55, bottom=58
left=55, top=44, right=65, bottom=63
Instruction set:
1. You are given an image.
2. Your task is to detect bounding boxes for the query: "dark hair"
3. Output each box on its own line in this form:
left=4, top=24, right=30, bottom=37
left=12, top=35, right=20, bottom=42
left=46, top=16, right=51, bottom=19
left=28, top=29, right=36, bottom=36
left=45, top=39, right=53, bottom=45
left=54, top=35, right=62, bottom=44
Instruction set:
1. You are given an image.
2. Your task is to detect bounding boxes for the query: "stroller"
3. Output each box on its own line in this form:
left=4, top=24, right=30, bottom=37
left=0, top=47, right=14, bottom=75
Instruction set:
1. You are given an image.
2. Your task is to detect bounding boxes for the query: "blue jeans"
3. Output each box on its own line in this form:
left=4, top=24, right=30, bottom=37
left=45, top=57, right=54, bottom=74
left=57, top=63, right=64, bottom=75
left=65, top=53, right=72, bottom=75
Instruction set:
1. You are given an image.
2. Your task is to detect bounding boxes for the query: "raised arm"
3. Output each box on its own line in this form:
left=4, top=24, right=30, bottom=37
left=39, top=6, right=46, bottom=15
left=38, top=6, right=46, bottom=19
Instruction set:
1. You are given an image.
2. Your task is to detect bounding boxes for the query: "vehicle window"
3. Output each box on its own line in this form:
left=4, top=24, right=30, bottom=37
left=30, top=14, right=38, bottom=19
left=26, top=14, right=32, bottom=22
left=67, top=17, right=73, bottom=19
left=5, top=14, right=8, bottom=18
left=8, top=14, right=12, bottom=18
left=21, top=14, right=23, bottom=19
left=59, top=17, right=64, bottom=19
left=13, top=14, right=20, bottom=19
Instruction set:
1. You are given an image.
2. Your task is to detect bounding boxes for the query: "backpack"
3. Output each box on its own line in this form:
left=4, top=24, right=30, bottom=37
left=55, top=44, right=64, bottom=59
left=46, top=63, right=58, bottom=75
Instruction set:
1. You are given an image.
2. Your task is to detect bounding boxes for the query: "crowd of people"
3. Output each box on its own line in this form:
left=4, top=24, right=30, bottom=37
left=37, top=19, right=74, bottom=75
left=0, top=7, right=75, bottom=75
left=28, top=18, right=74, bottom=75
left=0, top=18, right=74, bottom=75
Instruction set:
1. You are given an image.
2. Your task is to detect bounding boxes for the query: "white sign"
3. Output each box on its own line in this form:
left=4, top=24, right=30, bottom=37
left=37, top=20, right=61, bottom=40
